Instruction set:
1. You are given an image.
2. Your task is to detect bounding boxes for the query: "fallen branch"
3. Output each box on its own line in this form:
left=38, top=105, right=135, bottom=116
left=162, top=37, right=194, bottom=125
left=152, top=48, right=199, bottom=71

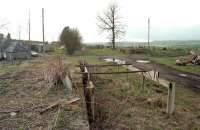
left=40, top=98, right=80, bottom=115
left=0, top=109, right=20, bottom=113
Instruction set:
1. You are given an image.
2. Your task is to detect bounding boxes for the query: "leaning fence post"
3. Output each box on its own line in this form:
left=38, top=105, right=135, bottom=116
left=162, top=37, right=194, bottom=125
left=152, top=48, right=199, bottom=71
left=166, top=82, right=175, bottom=114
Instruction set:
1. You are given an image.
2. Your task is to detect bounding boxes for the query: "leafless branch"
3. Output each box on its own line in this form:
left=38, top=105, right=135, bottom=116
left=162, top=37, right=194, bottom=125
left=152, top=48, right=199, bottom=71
left=0, top=22, right=9, bottom=29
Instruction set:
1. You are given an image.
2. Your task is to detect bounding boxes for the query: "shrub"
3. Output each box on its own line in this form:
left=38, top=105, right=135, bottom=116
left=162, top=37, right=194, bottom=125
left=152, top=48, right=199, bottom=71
left=60, top=26, right=82, bottom=55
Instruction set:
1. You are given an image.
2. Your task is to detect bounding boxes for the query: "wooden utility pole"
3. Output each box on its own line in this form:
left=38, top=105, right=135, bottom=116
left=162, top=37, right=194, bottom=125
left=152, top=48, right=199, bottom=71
left=18, top=25, right=21, bottom=41
left=28, top=9, right=31, bottom=41
left=42, top=8, right=45, bottom=53
left=148, top=18, right=150, bottom=48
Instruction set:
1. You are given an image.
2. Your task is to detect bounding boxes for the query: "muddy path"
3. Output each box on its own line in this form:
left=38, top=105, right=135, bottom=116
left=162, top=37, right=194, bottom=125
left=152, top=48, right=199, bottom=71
left=99, top=55, right=200, bottom=91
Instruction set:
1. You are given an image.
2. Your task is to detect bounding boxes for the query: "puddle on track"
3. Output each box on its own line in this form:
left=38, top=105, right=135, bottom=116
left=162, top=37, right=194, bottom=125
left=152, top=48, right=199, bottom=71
left=103, top=58, right=169, bottom=87
left=178, top=73, right=187, bottom=77
left=136, top=60, right=150, bottom=63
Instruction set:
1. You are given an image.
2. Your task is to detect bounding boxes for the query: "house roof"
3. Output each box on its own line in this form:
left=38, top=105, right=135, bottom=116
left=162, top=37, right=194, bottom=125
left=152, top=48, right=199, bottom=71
left=0, top=39, right=10, bottom=51
left=4, top=41, right=29, bottom=53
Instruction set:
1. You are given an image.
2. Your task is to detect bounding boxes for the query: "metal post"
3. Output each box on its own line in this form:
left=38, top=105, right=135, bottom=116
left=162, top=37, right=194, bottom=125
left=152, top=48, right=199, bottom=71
left=166, top=82, right=175, bottom=114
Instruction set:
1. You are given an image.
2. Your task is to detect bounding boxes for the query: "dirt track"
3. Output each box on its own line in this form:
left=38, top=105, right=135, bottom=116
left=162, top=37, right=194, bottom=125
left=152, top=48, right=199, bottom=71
left=100, top=55, right=200, bottom=90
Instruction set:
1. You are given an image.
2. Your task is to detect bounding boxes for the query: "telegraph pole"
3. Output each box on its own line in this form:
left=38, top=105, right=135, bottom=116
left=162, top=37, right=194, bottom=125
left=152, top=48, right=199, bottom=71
left=28, top=9, right=31, bottom=41
left=148, top=18, right=150, bottom=48
left=18, top=25, right=21, bottom=41
left=42, top=8, right=45, bottom=53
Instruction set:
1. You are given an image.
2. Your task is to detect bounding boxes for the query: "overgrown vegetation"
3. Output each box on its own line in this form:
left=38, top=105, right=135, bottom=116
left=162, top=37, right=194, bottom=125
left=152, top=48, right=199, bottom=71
left=51, top=46, right=200, bottom=129
left=0, top=56, right=88, bottom=129
left=73, top=57, right=200, bottom=130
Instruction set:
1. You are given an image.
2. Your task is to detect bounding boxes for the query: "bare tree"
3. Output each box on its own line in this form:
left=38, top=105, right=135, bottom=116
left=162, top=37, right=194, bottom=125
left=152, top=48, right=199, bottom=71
left=0, top=19, right=9, bottom=34
left=0, top=21, right=9, bottom=30
left=97, top=3, right=124, bottom=49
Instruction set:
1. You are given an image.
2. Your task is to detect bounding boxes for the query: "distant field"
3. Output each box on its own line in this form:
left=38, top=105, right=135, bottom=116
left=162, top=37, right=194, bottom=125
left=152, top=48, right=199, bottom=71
left=91, top=40, right=200, bottom=48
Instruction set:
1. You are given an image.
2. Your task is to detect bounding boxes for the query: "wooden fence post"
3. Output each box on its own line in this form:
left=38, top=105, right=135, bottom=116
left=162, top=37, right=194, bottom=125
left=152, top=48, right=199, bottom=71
left=154, top=71, right=160, bottom=86
left=166, top=82, right=175, bottom=114
left=80, top=61, right=94, bottom=129
left=86, top=81, right=95, bottom=120
left=126, top=68, right=128, bottom=81
left=157, top=71, right=160, bottom=85
left=141, top=72, right=145, bottom=90
left=117, top=64, right=119, bottom=72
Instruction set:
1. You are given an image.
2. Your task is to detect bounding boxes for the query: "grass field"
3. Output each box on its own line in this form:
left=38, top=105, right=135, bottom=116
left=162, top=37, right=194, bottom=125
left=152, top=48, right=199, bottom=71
left=144, top=45, right=200, bottom=74
left=89, top=65, right=200, bottom=129
left=56, top=47, right=200, bottom=129
left=0, top=46, right=199, bottom=129
left=153, top=57, right=200, bottom=74
left=64, top=48, right=200, bottom=130
left=121, top=44, right=200, bottom=74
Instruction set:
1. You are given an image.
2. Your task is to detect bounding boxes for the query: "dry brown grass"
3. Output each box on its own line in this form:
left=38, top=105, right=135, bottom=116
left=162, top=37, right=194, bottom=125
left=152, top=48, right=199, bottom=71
left=40, top=56, right=68, bottom=88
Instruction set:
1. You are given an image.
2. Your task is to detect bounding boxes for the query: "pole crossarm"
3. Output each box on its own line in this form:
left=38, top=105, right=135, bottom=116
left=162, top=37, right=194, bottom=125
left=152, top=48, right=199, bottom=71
left=76, top=63, right=132, bottom=67
left=75, top=70, right=146, bottom=75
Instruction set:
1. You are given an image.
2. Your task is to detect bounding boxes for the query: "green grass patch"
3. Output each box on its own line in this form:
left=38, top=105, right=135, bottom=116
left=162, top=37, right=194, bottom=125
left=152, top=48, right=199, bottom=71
left=148, top=47, right=190, bottom=57
left=0, top=64, right=19, bottom=76
left=54, top=47, right=124, bottom=66
left=53, top=109, right=65, bottom=130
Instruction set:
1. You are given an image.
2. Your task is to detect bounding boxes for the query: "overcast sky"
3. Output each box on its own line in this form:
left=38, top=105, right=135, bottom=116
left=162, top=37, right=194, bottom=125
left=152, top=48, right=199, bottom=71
left=0, top=0, right=200, bottom=43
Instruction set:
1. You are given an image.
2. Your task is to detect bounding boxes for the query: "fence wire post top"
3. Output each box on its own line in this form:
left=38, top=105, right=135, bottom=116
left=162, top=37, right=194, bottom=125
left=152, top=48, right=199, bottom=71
left=87, top=81, right=94, bottom=89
